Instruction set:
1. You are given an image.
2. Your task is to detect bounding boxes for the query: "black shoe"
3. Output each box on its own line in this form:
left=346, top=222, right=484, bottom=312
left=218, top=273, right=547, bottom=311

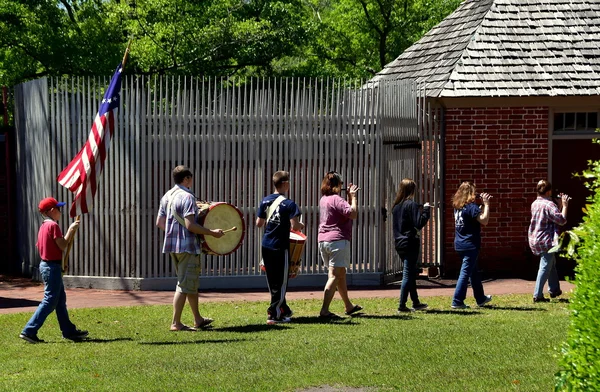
left=19, top=333, right=44, bottom=344
left=550, top=290, right=563, bottom=299
left=266, top=316, right=291, bottom=325
left=413, top=303, right=429, bottom=311
left=398, top=306, right=414, bottom=313
left=477, top=295, right=493, bottom=307
left=533, top=297, right=550, bottom=303
left=64, top=329, right=89, bottom=341
left=281, top=309, right=294, bottom=318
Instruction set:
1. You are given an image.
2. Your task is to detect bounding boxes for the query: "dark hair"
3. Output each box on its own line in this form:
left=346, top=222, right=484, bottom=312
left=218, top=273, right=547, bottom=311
left=321, top=171, right=344, bottom=196
left=173, top=165, right=193, bottom=184
left=536, top=180, right=552, bottom=195
left=393, top=178, right=416, bottom=206
left=272, top=171, right=290, bottom=188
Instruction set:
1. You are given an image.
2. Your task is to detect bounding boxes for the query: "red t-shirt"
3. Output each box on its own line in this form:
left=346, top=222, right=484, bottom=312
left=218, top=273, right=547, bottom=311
left=36, top=219, right=63, bottom=260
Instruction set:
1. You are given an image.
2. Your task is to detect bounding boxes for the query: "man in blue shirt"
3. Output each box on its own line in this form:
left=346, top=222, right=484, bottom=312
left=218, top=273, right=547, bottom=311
left=256, top=171, right=304, bottom=325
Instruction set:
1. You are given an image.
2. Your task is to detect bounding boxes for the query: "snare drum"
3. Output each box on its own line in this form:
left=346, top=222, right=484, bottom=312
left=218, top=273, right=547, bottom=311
left=197, top=202, right=245, bottom=255
left=288, top=230, right=306, bottom=278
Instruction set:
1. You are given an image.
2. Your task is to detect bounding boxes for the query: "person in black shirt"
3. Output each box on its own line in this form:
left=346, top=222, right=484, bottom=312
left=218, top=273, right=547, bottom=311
left=392, top=179, right=430, bottom=312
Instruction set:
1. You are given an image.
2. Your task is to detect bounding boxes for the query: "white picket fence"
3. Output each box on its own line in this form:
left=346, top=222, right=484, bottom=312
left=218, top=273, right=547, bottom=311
left=14, top=76, right=440, bottom=290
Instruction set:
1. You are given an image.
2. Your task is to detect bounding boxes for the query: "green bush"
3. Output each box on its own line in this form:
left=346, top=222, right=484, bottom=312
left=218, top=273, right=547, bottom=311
left=555, top=157, right=600, bottom=391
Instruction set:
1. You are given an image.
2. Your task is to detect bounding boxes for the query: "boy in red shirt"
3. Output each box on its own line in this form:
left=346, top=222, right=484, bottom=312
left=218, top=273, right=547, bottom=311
left=19, top=197, right=88, bottom=343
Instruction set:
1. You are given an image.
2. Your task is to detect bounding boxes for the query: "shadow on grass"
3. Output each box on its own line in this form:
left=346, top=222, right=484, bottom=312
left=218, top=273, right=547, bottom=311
left=139, top=338, right=249, bottom=346
left=422, top=309, right=482, bottom=315
left=556, top=298, right=570, bottom=304
left=211, top=324, right=291, bottom=333
left=351, top=314, right=413, bottom=320
left=289, top=316, right=356, bottom=325
left=486, top=306, right=547, bottom=312
left=61, top=337, right=134, bottom=344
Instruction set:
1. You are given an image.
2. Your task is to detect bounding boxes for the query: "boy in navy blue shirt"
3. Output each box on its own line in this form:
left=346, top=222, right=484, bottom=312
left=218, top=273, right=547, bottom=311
left=256, top=171, right=304, bottom=324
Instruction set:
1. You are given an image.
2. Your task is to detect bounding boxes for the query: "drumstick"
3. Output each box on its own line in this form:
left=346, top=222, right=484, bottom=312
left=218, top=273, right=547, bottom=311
left=222, top=227, right=237, bottom=233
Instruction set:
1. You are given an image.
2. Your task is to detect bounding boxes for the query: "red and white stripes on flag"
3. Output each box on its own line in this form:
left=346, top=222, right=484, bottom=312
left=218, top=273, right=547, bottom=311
left=57, top=63, right=123, bottom=218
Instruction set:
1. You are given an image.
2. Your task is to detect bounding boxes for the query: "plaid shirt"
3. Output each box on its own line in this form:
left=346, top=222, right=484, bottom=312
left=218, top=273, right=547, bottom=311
left=157, top=185, right=200, bottom=254
left=528, top=196, right=566, bottom=255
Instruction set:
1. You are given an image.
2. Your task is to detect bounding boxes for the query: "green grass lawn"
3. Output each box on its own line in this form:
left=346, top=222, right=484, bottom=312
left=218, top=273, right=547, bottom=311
left=0, top=294, right=569, bottom=392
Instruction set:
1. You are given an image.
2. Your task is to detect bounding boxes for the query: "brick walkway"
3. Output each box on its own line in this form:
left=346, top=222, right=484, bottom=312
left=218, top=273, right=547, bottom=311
left=0, top=275, right=574, bottom=315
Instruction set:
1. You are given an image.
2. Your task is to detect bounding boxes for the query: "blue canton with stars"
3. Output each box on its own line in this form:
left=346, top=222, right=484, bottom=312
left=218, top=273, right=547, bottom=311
left=98, top=63, right=123, bottom=116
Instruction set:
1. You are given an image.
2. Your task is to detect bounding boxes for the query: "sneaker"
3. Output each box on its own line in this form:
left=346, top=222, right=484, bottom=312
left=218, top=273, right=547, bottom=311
left=266, top=317, right=291, bottom=325
left=19, top=333, right=44, bottom=344
left=413, top=303, right=429, bottom=311
left=398, top=306, right=414, bottom=313
left=477, top=295, right=493, bottom=307
left=549, top=290, right=563, bottom=299
left=64, top=329, right=89, bottom=341
left=281, top=309, right=294, bottom=318
left=533, top=296, right=550, bottom=303
left=451, top=303, right=470, bottom=309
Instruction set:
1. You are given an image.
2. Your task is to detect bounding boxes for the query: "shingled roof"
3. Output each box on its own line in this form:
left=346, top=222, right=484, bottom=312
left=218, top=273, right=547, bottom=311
left=372, top=0, right=600, bottom=97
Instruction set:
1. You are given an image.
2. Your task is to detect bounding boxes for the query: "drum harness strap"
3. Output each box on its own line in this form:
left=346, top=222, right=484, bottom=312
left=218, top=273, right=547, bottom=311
left=259, top=195, right=286, bottom=269
left=166, top=187, right=195, bottom=229
left=266, top=195, right=286, bottom=223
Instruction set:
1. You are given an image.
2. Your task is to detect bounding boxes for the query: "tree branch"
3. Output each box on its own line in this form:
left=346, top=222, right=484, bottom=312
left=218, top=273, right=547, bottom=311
left=356, top=0, right=383, bottom=36
left=58, top=0, right=82, bottom=34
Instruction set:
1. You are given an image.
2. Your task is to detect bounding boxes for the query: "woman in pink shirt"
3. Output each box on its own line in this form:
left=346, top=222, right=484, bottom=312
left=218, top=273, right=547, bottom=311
left=318, top=171, right=363, bottom=318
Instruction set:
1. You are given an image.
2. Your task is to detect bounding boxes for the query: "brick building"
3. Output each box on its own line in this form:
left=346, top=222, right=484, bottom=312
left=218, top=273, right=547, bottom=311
left=372, top=0, right=600, bottom=278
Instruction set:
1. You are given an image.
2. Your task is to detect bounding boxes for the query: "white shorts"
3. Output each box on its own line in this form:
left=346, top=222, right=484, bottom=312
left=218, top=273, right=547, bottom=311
left=319, top=240, right=351, bottom=268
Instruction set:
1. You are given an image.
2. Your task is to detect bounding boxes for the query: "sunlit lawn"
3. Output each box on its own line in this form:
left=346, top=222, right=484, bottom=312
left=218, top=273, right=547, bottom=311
left=0, top=294, right=569, bottom=391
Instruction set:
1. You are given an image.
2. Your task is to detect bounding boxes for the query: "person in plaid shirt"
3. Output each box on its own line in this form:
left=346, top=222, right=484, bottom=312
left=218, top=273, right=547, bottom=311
left=528, top=180, right=570, bottom=303
left=156, top=165, right=224, bottom=331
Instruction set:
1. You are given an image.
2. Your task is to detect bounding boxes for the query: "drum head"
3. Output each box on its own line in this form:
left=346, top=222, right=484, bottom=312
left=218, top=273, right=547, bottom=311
left=202, top=203, right=245, bottom=255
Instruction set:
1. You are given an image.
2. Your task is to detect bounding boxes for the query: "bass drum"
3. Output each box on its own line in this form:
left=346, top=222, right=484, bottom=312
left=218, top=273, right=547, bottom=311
left=197, top=202, right=245, bottom=255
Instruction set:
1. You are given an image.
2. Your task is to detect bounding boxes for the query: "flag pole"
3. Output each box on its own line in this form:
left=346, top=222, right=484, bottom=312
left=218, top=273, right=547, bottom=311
left=62, top=215, right=80, bottom=273
left=122, top=39, right=132, bottom=67
left=61, top=41, right=132, bottom=273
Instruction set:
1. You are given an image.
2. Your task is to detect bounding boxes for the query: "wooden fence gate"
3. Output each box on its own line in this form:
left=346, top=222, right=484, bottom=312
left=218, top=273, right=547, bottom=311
left=13, top=77, right=440, bottom=290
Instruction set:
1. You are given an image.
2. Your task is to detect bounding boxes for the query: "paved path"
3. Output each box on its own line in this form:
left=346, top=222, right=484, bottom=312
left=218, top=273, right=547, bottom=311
left=0, top=276, right=574, bottom=315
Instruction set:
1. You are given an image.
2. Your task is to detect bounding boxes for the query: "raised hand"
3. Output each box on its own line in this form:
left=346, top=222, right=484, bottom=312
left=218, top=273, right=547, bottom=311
left=480, top=192, right=493, bottom=205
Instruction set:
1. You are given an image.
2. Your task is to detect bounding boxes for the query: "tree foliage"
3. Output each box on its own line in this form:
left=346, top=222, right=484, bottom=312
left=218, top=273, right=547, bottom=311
left=0, top=0, right=462, bottom=86
left=301, top=0, right=461, bottom=79
left=555, top=149, right=600, bottom=391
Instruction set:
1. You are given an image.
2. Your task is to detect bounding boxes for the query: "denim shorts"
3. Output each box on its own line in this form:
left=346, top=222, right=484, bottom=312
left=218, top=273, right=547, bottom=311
left=319, top=240, right=351, bottom=268
left=170, top=253, right=201, bottom=293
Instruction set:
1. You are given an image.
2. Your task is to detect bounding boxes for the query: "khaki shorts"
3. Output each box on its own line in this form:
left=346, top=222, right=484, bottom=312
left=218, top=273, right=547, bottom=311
left=319, top=240, right=351, bottom=268
left=170, top=253, right=201, bottom=293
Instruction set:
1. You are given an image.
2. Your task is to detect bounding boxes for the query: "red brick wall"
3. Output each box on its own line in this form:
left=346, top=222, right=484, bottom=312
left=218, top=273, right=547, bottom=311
left=443, top=107, right=549, bottom=278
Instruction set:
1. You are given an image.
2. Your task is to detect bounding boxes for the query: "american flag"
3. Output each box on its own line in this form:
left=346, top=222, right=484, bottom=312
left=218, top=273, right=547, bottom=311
left=58, top=63, right=123, bottom=217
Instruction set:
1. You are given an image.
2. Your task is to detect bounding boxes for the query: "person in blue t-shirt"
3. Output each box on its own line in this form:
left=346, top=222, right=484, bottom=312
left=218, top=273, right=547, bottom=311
left=451, top=181, right=493, bottom=309
left=256, top=171, right=304, bottom=325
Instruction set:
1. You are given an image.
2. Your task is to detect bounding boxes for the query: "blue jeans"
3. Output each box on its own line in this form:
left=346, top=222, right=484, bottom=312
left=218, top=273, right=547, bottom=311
left=396, top=249, right=420, bottom=308
left=21, top=261, right=77, bottom=337
left=452, top=249, right=486, bottom=306
left=534, top=252, right=561, bottom=298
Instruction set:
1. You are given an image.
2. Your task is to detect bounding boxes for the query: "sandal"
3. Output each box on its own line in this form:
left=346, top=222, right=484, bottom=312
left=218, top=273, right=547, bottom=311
left=344, top=305, right=363, bottom=316
left=194, top=318, right=214, bottom=329
left=170, top=324, right=197, bottom=332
